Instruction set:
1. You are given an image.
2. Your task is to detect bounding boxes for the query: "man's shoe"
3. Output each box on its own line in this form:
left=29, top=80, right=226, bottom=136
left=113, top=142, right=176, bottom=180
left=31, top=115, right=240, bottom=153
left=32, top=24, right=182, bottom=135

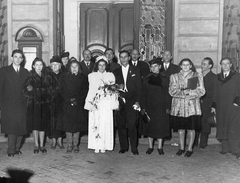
left=132, top=150, right=139, bottom=155
left=119, top=149, right=128, bottom=154
left=8, top=154, right=14, bottom=157
left=15, top=150, right=22, bottom=155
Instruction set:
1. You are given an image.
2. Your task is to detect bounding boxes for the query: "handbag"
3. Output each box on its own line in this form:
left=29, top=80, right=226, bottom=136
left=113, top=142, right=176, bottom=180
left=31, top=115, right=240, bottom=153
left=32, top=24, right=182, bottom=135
left=141, top=111, right=151, bottom=123
left=208, top=112, right=216, bottom=127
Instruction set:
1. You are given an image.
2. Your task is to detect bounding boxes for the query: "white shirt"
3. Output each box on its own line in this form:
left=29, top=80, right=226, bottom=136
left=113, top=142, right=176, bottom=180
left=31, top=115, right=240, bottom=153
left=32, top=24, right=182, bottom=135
left=121, top=64, right=129, bottom=91
left=85, top=61, right=90, bottom=66
left=164, top=62, right=170, bottom=70
left=12, top=64, right=20, bottom=72
left=223, top=71, right=230, bottom=78
left=132, top=60, right=138, bottom=66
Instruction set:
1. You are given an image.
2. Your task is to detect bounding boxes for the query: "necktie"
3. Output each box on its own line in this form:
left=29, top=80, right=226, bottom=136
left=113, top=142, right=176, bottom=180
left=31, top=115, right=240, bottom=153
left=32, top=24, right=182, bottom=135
left=16, top=68, right=19, bottom=73
left=134, top=62, right=136, bottom=66
left=224, top=74, right=227, bottom=78
left=164, top=64, right=167, bottom=70
left=86, top=62, right=90, bottom=69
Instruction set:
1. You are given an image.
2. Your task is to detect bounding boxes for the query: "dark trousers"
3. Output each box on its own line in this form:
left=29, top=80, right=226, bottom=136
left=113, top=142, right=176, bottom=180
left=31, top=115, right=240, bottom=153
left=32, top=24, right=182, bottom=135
left=199, top=132, right=209, bottom=148
left=7, top=134, right=23, bottom=154
left=116, top=105, right=138, bottom=152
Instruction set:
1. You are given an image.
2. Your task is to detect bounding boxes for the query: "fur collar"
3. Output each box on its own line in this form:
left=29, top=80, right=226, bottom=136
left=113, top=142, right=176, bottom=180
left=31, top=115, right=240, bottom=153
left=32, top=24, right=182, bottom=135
left=217, top=70, right=235, bottom=84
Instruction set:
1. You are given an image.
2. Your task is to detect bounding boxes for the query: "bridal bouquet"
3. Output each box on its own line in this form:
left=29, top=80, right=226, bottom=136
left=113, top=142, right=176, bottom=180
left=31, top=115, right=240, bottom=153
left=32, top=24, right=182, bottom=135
left=90, top=80, right=121, bottom=110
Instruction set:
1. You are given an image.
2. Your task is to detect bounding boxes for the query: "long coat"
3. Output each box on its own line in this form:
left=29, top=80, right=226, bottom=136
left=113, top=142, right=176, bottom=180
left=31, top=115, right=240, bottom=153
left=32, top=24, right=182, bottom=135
left=23, top=70, right=54, bottom=131
left=0, top=65, right=29, bottom=135
left=48, top=70, right=64, bottom=138
left=58, top=72, right=89, bottom=133
left=141, top=73, right=170, bottom=138
left=201, top=71, right=216, bottom=133
left=213, top=71, right=240, bottom=140
left=169, top=70, right=205, bottom=117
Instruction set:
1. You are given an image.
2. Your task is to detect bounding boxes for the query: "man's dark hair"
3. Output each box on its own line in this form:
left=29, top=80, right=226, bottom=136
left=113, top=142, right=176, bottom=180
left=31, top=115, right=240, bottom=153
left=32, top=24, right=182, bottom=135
left=203, top=57, right=214, bottom=69
left=104, top=48, right=115, bottom=55
left=119, top=50, right=130, bottom=57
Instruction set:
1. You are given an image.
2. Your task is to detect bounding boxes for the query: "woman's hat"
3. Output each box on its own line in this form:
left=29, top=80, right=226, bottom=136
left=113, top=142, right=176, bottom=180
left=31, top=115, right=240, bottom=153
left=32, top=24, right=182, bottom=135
left=50, top=55, right=62, bottom=64
left=95, top=55, right=108, bottom=63
left=148, top=57, right=162, bottom=66
left=60, top=51, right=69, bottom=58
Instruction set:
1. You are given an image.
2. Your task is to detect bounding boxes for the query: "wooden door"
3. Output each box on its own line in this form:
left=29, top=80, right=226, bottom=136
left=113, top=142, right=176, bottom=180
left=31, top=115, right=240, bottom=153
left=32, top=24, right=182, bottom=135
left=80, top=3, right=134, bottom=60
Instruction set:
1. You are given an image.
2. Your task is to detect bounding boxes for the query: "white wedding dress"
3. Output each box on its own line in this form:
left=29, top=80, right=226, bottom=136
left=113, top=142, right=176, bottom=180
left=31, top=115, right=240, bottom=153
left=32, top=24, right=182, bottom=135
left=84, top=71, right=118, bottom=152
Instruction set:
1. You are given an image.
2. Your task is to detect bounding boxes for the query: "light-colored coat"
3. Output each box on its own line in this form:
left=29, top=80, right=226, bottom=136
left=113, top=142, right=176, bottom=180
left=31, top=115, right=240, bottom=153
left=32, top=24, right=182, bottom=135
left=169, top=70, right=205, bottom=117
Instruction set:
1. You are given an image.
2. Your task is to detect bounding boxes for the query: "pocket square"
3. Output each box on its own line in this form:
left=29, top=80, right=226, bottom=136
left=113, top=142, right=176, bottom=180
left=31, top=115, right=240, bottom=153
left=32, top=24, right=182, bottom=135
left=131, top=74, right=136, bottom=77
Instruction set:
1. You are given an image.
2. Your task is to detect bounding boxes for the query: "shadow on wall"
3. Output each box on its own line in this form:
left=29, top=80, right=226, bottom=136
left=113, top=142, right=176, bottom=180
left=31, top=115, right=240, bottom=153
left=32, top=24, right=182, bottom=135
left=0, top=168, right=34, bottom=183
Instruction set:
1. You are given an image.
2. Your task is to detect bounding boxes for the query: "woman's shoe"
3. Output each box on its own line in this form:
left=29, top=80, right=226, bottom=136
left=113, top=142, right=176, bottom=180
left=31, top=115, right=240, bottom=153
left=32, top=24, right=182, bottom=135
left=94, top=149, right=100, bottom=153
left=157, top=148, right=164, bottom=155
left=51, top=143, right=57, bottom=150
left=184, top=150, right=193, bottom=157
left=34, top=146, right=39, bottom=154
left=66, top=146, right=73, bottom=153
left=57, top=141, right=65, bottom=149
left=100, top=149, right=105, bottom=153
left=146, top=148, right=154, bottom=154
left=176, top=149, right=185, bottom=156
left=39, top=147, right=47, bottom=153
left=73, top=146, right=79, bottom=153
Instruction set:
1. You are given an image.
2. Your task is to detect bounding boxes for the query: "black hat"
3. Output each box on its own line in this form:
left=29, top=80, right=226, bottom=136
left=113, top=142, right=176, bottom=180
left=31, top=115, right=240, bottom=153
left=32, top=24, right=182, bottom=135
left=50, top=55, right=62, bottom=64
left=148, top=57, right=162, bottom=66
left=60, top=51, right=70, bottom=58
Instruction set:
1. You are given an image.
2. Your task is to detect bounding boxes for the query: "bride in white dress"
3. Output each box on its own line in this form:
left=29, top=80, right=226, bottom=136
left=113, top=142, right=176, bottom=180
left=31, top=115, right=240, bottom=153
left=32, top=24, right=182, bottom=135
left=84, top=56, right=119, bottom=153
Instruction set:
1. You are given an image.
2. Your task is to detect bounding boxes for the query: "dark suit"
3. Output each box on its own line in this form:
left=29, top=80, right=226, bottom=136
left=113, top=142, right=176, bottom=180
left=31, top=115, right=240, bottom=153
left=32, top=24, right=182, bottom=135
left=0, top=65, right=29, bottom=154
left=113, top=65, right=142, bottom=152
left=79, top=61, right=94, bottom=76
left=160, top=62, right=180, bottom=138
left=199, top=71, right=216, bottom=147
left=129, top=60, right=150, bottom=80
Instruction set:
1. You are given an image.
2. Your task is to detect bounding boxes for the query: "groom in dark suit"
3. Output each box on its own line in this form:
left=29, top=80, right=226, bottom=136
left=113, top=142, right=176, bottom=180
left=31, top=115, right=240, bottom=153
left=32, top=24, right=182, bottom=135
left=0, top=49, right=29, bottom=157
left=113, top=50, right=142, bottom=155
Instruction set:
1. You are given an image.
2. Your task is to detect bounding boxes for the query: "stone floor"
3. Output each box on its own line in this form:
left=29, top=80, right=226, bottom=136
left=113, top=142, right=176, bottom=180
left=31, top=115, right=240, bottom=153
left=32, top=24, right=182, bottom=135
left=0, top=139, right=240, bottom=183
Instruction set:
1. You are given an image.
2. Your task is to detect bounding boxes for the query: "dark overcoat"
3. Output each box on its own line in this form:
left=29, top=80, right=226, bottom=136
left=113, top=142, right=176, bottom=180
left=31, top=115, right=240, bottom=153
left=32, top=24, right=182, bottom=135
left=23, top=70, right=54, bottom=131
left=79, top=61, right=94, bottom=76
left=129, top=60, right=150, bottom=80
left=141, top=73, right=170, bottom=138
left=58, top=72, right=89, bottom=133
left=214, top=71, right=240, bottom=140
left=201, top=71, right=216, bottom=133
left=0, top=65, right=29, bottom=135
left=48, top=70, right=64, bottom=138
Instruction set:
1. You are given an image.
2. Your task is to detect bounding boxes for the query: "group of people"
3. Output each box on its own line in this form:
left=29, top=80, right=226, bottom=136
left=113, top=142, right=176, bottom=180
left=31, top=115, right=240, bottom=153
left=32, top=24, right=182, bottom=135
left=1, top=48, right=240, bottom=159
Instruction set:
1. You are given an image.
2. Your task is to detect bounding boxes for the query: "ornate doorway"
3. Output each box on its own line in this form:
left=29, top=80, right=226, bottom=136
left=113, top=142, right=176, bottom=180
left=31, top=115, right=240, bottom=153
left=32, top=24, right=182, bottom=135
left=79, top=3, right=134, bottom=60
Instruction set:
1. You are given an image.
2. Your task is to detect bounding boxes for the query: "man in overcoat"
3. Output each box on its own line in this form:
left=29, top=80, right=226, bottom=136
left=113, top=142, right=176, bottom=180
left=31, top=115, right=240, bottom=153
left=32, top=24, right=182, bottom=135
left=113, top=50, right=142, bottom=155
left=212, top=57, right=240, bottom=158
left=0, top=49, right=29, bottom=156
left=199, top=57, right=216, bottom=148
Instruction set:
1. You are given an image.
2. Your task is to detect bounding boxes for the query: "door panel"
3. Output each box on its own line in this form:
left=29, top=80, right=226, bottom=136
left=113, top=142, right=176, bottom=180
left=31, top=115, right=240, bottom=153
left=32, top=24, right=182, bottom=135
left=115, top=4, right=134, bottom=52
left=80, top=3, right=133, bottom=60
